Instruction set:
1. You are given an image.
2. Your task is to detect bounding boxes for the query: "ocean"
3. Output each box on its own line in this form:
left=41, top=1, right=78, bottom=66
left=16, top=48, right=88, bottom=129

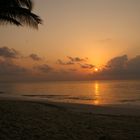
left=0, top=80, right=140, bottom=106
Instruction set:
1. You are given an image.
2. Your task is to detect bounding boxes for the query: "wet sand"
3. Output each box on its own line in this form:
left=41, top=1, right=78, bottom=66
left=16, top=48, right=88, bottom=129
left=0, top=97, right=140, bottom=140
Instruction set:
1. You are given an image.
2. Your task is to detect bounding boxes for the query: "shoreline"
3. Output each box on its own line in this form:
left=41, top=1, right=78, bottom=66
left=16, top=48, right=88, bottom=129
left=1, top=95, right=140, bottom=116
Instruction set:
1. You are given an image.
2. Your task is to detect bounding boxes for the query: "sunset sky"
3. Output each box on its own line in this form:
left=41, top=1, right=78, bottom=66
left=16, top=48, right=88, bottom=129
left=0, top=0, right=140, bottom=81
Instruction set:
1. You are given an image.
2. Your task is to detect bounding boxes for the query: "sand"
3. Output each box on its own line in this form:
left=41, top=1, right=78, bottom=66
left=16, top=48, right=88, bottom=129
left=0, top=97, right=140, bottom=140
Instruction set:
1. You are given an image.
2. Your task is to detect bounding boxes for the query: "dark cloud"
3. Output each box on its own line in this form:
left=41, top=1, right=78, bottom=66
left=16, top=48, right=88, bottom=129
left=127, top=55, right=140, bottom=73
left=57, top=56, right=88, bottom=66
left=0, top=46, right=19, bottom=58
left=93, top=55, right=140, bottom=79
left=57, top=59, right=74, bottom=65
left=80, top=64, right=95, bottom=69
left=0, top=59, right=27, bottom=75
left=29, top=54, right=42, bottom=61
left=106, top=55, right=128, bottom=70
left=35, top=64, right=53, bottom=73
left=67, top=56, right=87, bottom=62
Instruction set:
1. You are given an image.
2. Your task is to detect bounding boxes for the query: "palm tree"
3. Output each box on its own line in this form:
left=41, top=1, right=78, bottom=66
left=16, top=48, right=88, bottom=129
left=0, top=0, right=42, bottom=28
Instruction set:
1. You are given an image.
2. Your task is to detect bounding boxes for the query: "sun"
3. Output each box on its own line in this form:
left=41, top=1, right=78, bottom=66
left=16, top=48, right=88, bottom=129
left=94, top=68, right=99, bottom=72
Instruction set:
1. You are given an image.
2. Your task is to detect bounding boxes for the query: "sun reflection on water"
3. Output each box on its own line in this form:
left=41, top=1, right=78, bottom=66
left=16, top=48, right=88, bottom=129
left=93, top=82, right=100, bottom=105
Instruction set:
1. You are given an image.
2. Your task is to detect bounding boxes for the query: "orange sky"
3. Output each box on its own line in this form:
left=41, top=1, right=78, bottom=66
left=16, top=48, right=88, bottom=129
left=0, top=0, right=140, bottom=81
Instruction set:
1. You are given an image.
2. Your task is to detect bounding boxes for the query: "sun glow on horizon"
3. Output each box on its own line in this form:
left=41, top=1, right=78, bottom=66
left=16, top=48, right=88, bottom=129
left=94, top=68, right=99, bottom=72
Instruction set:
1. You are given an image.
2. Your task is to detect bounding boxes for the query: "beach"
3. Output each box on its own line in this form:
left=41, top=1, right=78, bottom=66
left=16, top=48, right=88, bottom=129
left=0, top=97, right=140, bottom=140
left=1, top=0, right=140, bottom=139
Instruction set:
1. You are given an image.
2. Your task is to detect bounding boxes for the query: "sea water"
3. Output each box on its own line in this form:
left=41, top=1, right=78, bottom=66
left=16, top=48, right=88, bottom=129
left=0, top=80, right=140, bottom=106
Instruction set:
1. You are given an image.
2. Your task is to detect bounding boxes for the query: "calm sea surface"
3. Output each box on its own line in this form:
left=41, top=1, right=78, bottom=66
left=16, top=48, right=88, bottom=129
left=0, top=80, right=140, bottom=106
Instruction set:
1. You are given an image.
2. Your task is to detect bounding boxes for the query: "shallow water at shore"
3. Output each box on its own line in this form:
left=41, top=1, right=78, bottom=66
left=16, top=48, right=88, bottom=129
left=0, top=80, right=140, bottom=106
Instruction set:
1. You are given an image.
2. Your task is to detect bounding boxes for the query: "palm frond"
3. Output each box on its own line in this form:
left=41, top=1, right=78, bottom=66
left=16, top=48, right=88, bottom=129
left=0, top=0, right=32, bottom=10
left=15, top=0, right=33, bottom=10
left=0, top=7, right=42, bottom=28
left=0, top=16, right=21, bottom=26
left=0, top=0, right=42, bottom=28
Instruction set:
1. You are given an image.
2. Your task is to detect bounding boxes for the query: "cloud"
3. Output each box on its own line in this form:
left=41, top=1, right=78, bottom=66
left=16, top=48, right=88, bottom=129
left=0, top=46, right=19, bottom=59
left=127, top=55, right=140, bottom=73
left=35, top=64, right=53, bottom=73
left=0, top=59, right=27, bottom=75
left=57, top=56, right=88, bottom=66
left=67, top=56, right=87, bottom=62
left=80, top=64, right=95, bottom=69
left=93, top=55, right=140, bottom=79
left=29, top=53, right=42, bottom=61
left=106, top=55, right=128, bottom=70
left=57, top=59, right=74, bottom=65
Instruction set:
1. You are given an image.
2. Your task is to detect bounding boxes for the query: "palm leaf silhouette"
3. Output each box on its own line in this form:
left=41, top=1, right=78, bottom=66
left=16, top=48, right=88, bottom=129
left=0, top=0, right=42, bottom=28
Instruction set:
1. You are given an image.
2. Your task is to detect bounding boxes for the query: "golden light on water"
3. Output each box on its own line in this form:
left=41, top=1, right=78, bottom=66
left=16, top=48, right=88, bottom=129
left=95, top=83, right=99, bottom=94
left=93, top=82, right=100, bottom=105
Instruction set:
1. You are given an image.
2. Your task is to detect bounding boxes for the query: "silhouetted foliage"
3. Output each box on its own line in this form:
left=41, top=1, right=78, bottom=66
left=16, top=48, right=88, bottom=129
left=0, top=0, right=42, bottom=28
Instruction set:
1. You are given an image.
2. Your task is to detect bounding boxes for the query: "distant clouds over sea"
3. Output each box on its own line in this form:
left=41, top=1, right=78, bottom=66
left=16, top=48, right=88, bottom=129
left=0, top=46, right=140, bottom=82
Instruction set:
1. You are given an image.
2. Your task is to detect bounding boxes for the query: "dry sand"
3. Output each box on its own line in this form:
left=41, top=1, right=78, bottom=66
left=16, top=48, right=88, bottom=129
left=0, top=97, right=140, bottom=140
